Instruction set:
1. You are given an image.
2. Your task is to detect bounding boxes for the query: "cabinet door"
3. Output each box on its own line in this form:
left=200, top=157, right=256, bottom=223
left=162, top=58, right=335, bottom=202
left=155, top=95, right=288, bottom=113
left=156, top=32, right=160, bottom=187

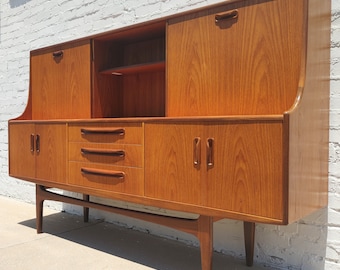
left=202, top=122, right=284, bottom=221
left=35, top=124, right=67, bottom=183
left=9, top=123, right=35, bottom=179
left=8, top=123, right=67, bottom=184
left=145, top=123, right=202, bottom=205
left=167, top=0, right=303, bottom=116
left=31, top=40, right=91, bottom=119
left=145, top=121, right=284, bottom=221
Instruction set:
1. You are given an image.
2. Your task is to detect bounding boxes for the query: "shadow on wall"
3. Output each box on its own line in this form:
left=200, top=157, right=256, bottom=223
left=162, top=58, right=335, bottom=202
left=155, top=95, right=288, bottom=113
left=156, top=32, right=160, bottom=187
left=10, top=0, right=31, bottom=8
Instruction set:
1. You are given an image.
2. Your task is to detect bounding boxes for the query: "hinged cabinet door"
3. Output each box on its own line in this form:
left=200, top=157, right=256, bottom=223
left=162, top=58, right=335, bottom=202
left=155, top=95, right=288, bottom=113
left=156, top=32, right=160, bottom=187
left=31, top=40, right=92, bottom=120
left=202, top=122, right=284, bottom=221
left=8, top=123, right=67, bottom=184
left=145, top=123, right=202, bottom=205
left=35, top=124, right=67, bottom=183
left=145, top=122, right=284, bottom=221
left=9, top=123, right=35, bottom=179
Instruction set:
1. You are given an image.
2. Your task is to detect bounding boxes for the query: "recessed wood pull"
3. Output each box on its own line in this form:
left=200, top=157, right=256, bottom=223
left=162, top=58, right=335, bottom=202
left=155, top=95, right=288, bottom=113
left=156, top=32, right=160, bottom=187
left=206, top=138, right=214, bottom=167
left=81, top=148, right=125, bottom=157
left=35, top=134, right=40, bottom=153
left=81, top=167, right=125, bottom=179
left=30, top=134, right=35, bottom=152
left=215, top=9, right=238, bottom=23
left=52, top=50, right=63, bottom=58
left=81, top=127, right=125, bottom=136
left=193, top=137, right=201, bottom=166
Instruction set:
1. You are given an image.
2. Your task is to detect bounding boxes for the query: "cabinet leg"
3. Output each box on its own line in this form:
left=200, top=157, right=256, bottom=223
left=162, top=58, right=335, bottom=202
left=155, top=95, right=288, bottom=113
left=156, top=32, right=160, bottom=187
left=244, top=221, right=255, bottom=266
left=36, top=185, right=44, bottom=234
left=83, top=194, right=90, bottom=222
left=197, top=216, right=213, bottom=270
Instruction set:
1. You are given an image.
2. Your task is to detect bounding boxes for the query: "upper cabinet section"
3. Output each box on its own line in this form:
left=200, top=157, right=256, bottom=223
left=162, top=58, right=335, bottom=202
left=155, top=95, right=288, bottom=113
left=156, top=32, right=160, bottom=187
left=166, top=0, right=305, bottom=116
left=92, top=22, right=166, bottom=118
left=30, top=40, right=92, bottom=120
left=16, top=0, right=318, bottom=121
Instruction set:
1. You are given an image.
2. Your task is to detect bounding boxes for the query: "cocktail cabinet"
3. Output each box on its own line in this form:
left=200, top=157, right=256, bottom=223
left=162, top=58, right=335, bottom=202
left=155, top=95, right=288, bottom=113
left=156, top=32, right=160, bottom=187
left=9, top=0, right=330, bottom=269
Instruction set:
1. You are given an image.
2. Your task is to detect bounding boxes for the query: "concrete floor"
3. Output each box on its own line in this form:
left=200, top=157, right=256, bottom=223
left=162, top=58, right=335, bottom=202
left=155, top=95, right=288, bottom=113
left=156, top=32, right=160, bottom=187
left=0, top=195, right=278, bottom=270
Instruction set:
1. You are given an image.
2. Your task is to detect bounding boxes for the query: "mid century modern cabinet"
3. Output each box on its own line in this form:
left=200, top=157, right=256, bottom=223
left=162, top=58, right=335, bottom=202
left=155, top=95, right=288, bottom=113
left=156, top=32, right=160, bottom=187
left=8, top=0, right=330, bottom=269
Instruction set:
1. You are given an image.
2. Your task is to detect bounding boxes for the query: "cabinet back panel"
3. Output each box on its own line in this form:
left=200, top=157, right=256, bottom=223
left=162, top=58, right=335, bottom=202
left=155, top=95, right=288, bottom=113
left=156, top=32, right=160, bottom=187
left=122, top=72, right=165, bottom=117
left=166, top=0, right=304, bottom=116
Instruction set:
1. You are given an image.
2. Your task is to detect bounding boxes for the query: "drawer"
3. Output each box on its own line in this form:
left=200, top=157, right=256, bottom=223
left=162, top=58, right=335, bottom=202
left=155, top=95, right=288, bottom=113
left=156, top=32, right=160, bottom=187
left=69, top=162, right=144, bottom=195
left=69, top=142, right=143, bottom=167
left=69, top=123, right=143, bottom=144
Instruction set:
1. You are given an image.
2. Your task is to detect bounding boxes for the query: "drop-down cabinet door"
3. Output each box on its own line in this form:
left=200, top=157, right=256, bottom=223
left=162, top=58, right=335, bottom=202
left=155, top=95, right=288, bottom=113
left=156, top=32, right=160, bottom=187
left=9, top=122, right=67, bottom=184
left=145, top=121, right=284, bottom=222
left=166, top=0, right=303, bottom=116
left=30, top=40, right=92, bottom=120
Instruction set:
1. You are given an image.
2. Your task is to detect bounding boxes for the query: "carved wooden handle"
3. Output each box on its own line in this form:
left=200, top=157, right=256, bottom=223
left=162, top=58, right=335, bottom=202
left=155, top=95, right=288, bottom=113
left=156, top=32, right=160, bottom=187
left=81, top=148, right=125, bottom=157
left=52, top=50, right=63, bottom=58
left=193, top=137, right=201, bottom=166
left=36, top=134, right=40, bottom=153
left=30, top=134, right=35, bottom=152
left=81, top=167, right=125, bottom=179
left=206, top=138, right=214, bottom=167
left=81, top=128, right=125, bottom=136
left=215, top=9, right=238, bottom=23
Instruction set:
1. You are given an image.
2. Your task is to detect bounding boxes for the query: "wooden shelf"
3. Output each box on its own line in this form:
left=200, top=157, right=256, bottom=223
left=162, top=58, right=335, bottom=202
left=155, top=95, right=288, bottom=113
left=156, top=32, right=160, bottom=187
left=100, top=61, right=165, bottom=76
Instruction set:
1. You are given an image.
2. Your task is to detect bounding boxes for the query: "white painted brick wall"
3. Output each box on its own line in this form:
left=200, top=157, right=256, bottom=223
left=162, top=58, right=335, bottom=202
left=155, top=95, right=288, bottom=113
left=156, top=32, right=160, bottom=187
left=0, top=0, right=339, bottom=269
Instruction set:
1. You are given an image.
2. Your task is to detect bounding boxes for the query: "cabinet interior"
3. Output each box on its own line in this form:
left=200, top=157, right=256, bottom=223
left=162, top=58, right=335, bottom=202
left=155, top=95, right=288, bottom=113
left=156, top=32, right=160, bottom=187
left=92, top=22, right=166, bottom=118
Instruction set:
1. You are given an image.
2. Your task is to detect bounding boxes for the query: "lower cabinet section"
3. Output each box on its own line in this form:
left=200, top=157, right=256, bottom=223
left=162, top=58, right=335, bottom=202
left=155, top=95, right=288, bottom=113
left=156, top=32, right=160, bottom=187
left=68, top=162, right=144, bottom=196
left=8, top=118, right=324, bottom=270
left=145, top=121, right=285, bottom=221
left=10, top=119, right=285, bottom=221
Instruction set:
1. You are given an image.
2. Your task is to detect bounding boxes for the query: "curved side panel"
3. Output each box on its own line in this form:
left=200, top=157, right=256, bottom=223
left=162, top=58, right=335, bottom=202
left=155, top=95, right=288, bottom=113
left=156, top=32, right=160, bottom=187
left=285, top=0, right=330, bottom=223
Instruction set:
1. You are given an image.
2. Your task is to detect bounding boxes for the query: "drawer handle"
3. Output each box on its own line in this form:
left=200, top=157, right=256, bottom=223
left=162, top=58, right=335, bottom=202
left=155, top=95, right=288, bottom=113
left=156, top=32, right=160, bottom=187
left=206, top=138, right=214, bottom=167
left=52, top=50, right=63, bottom=58
left=215, top=9, right=238, bottom=23
left=81, top=148, right=125, bottom=157
left=193, top=137, right=201, bottom=166
left=81, top=128, right=125, bottom=136
left=81, top=167, right=125, bottom=179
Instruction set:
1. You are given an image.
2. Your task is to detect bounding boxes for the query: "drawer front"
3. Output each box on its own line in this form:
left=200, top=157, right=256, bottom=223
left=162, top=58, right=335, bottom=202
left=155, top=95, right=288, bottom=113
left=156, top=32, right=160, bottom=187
left=69, top=123, right=143, bottom=144
left=69, top=142, right=143, bottom=167
left=69, top=162, right=144, bottom=195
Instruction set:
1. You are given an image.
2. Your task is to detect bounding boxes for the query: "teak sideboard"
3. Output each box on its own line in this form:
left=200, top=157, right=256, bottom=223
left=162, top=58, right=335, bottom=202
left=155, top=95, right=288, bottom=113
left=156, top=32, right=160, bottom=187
left=8, top=0, right=330, bottom=268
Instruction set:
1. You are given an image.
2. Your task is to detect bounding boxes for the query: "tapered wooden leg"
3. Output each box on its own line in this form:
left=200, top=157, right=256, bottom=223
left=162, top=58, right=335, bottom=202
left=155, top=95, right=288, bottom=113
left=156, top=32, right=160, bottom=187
left=244, top=221, right=255, bottom=266
left=83, top=194, right=90, bottom=222
left=197, top=216, right=213, bottom=270
left=36, top=185, right=44, bottom=234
